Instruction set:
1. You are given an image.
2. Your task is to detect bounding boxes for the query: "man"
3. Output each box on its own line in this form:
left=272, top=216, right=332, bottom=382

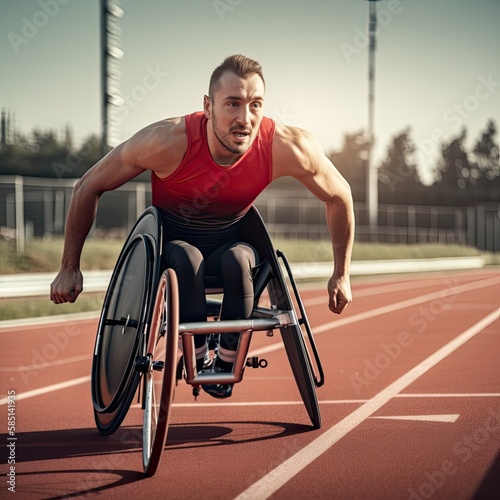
left=50, top=54, right=355, bottom=398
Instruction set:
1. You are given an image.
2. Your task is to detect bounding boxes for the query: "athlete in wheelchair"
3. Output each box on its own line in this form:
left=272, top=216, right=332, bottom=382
left=50, top=54, right=354, bottom=474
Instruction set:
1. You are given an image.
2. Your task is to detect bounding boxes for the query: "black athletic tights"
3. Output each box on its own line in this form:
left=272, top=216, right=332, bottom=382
left=162, top=239, right=258, bottom=362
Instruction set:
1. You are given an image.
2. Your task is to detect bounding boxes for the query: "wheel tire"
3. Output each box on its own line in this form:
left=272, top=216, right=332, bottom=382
left=280, top=324, right=322, bottom=429
left=142, top=269, right=179, bottom=476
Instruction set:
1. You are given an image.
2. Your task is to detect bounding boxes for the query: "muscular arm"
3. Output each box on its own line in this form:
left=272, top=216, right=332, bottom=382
left=272, top=125, right=355, bottom=313
left=50, top=118, right=186, bottom=303
left=63, top=145, right=145, bottom=266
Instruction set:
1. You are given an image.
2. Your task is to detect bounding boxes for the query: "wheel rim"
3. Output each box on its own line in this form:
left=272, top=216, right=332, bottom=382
left=143, top=269, right=178, bottom=475
left=92, top=235, right=152, bottom=415
left=143, top=277, right=166, bottom=465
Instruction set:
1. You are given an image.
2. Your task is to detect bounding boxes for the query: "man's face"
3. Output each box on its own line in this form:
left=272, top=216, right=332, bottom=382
left=204, top=71, right=265, bottom=162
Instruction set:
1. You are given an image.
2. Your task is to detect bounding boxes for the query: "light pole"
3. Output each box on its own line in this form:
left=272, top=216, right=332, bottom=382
left=100, top=0, right=123, bottom=156
left=367, top=0, right=379, bottom=239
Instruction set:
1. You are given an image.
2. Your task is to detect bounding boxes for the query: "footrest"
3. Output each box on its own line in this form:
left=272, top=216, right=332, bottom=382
left=246, top=357, right=268, bottom=368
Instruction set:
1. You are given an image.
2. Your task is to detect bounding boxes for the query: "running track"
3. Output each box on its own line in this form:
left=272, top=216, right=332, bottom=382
left=1, top=268, right=499, bottom=499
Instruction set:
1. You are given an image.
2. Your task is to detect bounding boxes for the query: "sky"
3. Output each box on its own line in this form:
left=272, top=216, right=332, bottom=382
left=1, top=0, right=499, bottom=184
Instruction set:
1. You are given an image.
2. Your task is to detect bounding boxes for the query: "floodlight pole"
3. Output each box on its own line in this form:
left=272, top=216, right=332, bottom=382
left=367, top=0, right=379, bottom=239
left=100, top=0, right=123, bottom=156
left=100, top=0, right=109, bottom=156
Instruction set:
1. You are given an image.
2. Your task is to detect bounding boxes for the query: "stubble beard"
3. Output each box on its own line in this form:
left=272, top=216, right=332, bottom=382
left=211, top=112, right=253, bottom=157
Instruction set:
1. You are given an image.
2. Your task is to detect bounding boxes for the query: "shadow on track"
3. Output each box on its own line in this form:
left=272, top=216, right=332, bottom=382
left=5, top=420, right=314, bottom=498
left=472, top=450, right=500, bottom=499
left=166, top=420, right=313, bottom=450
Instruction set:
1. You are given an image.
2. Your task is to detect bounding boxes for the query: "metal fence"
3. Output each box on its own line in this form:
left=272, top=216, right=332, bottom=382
left=1, top=175, right=499, bottom=253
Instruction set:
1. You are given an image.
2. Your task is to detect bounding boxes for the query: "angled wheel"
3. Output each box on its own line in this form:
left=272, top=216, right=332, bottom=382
left=269, top=254, right=321, bottom=429
left=238, top=208, right=322, bottom=429
left=280, top=324, right=321, bottom=429
left=143, top=269, right=179, bottom=476
left=91, top=234, right=154, bottom=435
left=276, top=250, right=322, bottom=430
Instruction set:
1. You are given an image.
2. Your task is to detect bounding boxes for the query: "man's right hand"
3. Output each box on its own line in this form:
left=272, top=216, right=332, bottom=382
left=50, top=268, right=83, bottom=304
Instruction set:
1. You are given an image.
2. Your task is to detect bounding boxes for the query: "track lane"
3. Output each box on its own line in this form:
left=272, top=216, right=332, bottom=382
left=1, top=269, right=499, bottom=499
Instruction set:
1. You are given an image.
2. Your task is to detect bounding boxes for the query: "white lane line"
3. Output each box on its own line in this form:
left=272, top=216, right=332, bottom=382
left=0, top=311, right=100, bottom=331
left=303, top=276, right=457, bottom=306
left=397, top=393, right=500, bottom=398
left=249, top=274, right=500, bottom=358
left=0, top=354, right=92, bottom=372
left=313, top=274, right=500, bottom=335
left=0, top=376, right=90, bottom=405
left=302, top=271, right=496, bottom=306
left=131, top=399, right=370, bottom=409
left=234, top=307, right=500, bottom=500
left=128, top=393, right=500, bottom=410
left=371, top=414, right=460, bottom=423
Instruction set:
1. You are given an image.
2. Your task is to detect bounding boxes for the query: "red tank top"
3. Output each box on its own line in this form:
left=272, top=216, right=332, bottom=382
left=151, top=112, right=275, bottom=226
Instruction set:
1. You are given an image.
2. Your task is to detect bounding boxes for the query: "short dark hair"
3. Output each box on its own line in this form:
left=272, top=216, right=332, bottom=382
left=208, top=54, right=265, bottom=98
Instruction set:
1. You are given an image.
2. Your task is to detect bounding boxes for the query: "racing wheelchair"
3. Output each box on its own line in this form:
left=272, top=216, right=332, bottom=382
left=90, top=205, right=325, bottom=476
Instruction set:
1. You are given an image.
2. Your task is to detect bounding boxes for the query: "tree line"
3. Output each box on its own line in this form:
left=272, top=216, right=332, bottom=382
left=0, top=126, right=151, bottom=183
left=0, top=118, right=498, bottom=205
left=329, top=118, right=499, bottom=205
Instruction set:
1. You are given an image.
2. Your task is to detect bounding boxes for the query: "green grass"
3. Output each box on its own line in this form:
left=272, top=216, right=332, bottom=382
left=0, top=236, right=494, bottom=321
left=0, top=238, right=123, bottom=320
left=0, top=237, right=485, bottom=275
left=0, top=294, right=105, bottom=321
left=273, top=239, right=483, bottom=263
left=0, top=238, right=124, bottom=274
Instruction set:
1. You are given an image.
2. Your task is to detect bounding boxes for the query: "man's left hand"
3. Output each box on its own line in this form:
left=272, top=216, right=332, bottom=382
left=327, top=274, right=352, bottom=314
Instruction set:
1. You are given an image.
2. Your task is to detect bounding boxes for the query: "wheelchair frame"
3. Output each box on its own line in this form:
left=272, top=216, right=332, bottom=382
left=90, top=205, right=325, bottom=476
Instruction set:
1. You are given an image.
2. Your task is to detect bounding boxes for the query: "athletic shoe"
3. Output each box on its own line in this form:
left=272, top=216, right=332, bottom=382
left=179, top=337, right=212, bottom=372
left=200, top=358, right=234, bottom=399
left=196, top=347, right=213, bottom=372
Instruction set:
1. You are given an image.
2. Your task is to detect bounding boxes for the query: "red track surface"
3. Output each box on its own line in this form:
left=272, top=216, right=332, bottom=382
left=1, top=269, right=500, bottom=499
